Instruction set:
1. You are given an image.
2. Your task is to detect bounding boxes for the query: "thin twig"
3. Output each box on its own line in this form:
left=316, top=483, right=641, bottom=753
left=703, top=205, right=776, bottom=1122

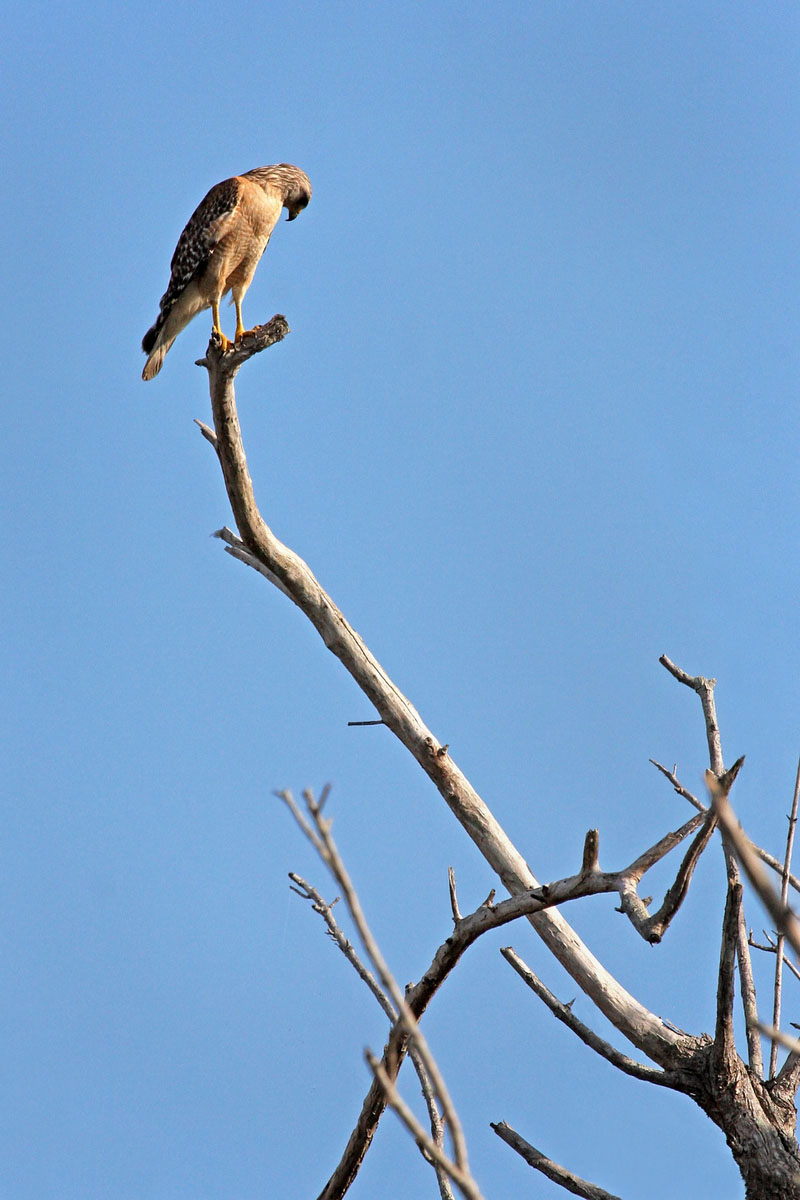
left=288, top=871, right=454, bottom=1198
left=499, top=948, right=687, bottom=1089
left=658, top=655, right=723, bottom=775
left=649, top=759, right=704, bottom=813
left=736, top=904, right=764, bottom=1077
left=490, top=1122, right=622, bottom=1200
left=287, top=789, right=472, bottom=1177
left=708, top=779, right=800, bottom=959
left=770, top=757, right=800, bottom=1078
left=650, top=758, right=800, bottom=893
left=366, top=1052, right=484, bottom=1200
left=288, top=874, right=396, bottom=1020
left=749, top=934, right=800, bottom=983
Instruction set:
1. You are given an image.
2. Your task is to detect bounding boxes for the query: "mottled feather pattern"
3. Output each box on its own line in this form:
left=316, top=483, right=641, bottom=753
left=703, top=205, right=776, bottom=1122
left=155, top=177, right=242, bottom=327
left=142, top=163, right=310, bottom=377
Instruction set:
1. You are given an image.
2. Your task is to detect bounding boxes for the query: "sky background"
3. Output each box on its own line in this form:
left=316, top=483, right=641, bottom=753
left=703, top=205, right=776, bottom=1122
left=3, top=3, right=799, bottom=1197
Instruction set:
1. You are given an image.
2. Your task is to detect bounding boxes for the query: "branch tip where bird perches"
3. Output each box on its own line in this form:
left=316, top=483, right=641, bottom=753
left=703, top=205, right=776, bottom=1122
left=195, top=315, right=291, bottom=378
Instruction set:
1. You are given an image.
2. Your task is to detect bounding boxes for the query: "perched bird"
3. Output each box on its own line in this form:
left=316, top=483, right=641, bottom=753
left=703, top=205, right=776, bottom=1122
left=141, top=163, right=311, bottom=380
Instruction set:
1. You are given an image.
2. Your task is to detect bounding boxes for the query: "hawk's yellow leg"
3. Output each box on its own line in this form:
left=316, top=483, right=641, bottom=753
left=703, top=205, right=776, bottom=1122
left=234, top=299, right=258, bottom=343
left=211, top=301, right=233, bottom=351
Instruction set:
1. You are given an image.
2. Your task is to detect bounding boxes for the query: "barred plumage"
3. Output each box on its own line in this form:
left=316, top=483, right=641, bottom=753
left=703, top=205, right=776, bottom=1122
left=142, top=164, right=311, bottom=379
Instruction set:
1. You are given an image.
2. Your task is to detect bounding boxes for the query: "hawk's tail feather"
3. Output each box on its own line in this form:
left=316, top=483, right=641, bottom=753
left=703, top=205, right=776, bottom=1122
left=142, top=335, right=175, bottom=381
left=141, top=320, right=161, bottom=355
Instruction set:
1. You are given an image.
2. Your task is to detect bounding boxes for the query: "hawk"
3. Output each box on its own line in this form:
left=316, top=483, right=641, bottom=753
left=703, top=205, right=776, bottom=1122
left=141, top=163, right=311, bottom=380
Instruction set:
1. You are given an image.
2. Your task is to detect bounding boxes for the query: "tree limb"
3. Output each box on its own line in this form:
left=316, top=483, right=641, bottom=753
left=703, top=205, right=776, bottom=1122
left=708, top=780, right=800, bottom=959
left=287, top=871, right=454, bottom=1199
left=198, top=334, right=686, bottom=1064
left=650, top=758, right=800, bottom=893
left=499, top=948, right=688, bottom=1090
left=490, top=1121, right=622, bottom=1200
left=770, top=756, right=800, bottom=1078
left=658, top=656, right=723, bottom=775
left=736, top=904, right=764, bottom=1077
left=712, top=881, right=742, bottom=1082
left=366, top=1051, right=484, bottom=1200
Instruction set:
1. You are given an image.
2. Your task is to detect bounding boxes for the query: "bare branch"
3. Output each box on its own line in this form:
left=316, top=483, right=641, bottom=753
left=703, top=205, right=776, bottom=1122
left=649, top=759, right=704, bottom=813
left=581, top=830, right=599, bottom=875
left=736, top=904, right=764, bottom=1077
left=312, top=843, right=680, bottom=1199
left=490, top=1121, right=622, bottom=1200
left=651, top=759, right=800, bottom=893
left=756, top=1023, right=800, bottom=1056
left=287, top=873, right=396, bottom=1021
left=195, top=318, right=291, bottom=371
left=193, top=418, right=217, bottom=449
left=366, top=1052, right=485, bottom=1200
left=633, top=810, right=717, bottom=941
left=499, top=948, right=686, bottom=1090
left=658, top=655, right=723, bottom=774
left=287, top=870, right=455, bottom=1197
left=198, top=346, right=687, bottom=1065
left=708, top=780, right=800, bottom=959
left=286, top=789, right=472, bottom=1175
left=215, top=527, right=295, bottom=601
left=713, top=882, right=742, bottom=1079
left=774, top=1040, right=800, bottom=1106
left=448, top=867, right=462, bottom=923
left=625, top=813, right=707, bottom=880
left=749, top=934, right=800, bottom=983
left=770, top=756, right=800, bottom=1078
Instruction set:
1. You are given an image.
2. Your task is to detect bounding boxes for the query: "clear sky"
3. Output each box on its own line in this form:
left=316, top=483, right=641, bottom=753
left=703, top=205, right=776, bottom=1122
left=3, top=3, right=799, bottom=1197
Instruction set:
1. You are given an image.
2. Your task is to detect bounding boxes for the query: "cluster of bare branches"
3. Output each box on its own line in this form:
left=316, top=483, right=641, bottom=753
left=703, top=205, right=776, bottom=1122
left=194, top=325, right=800, bottom=1200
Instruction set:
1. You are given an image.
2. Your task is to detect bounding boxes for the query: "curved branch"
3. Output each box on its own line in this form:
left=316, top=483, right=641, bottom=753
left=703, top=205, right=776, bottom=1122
left=490, top=1122, right=622, bottom=1200
left=499, top=948, right=688, bottom=1090
left=198, top=333, right=688, bottom=1066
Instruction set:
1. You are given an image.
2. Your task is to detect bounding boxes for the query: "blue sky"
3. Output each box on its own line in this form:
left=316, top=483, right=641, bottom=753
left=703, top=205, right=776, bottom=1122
left=3, top=3, right=799, bottom=1196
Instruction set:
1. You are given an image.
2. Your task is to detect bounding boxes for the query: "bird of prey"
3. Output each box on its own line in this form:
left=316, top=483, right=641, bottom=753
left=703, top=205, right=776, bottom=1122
left=141, top=163, right=311, bottom=380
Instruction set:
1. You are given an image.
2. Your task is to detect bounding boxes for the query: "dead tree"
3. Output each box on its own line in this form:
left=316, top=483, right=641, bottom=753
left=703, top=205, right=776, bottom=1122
left=193, top=323, right=800, bottom=1200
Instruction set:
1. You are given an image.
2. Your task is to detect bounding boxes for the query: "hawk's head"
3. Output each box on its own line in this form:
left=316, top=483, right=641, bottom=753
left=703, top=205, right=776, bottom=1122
left=285, top=175, right=312, bottom=221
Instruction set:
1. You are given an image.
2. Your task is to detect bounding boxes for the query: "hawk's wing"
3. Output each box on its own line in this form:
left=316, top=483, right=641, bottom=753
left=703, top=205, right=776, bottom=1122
left=156, top=176, right=243, bottom=321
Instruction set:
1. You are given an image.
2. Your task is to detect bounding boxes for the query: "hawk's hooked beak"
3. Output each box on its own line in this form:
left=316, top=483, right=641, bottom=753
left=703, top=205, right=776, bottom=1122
left=286, top=211, right=299, bottom=221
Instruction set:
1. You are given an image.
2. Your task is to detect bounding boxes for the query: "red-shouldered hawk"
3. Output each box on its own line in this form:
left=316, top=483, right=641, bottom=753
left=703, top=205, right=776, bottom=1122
left=141, top=164, right=311, bottom=380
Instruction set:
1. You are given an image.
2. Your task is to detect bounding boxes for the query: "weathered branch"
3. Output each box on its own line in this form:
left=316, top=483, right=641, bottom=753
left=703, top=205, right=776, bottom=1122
left=619, top=811, right=712, bottom=942
left=749, top=932, right=800, bottom=983
left=708, top=779, right=800, bottom=960
left=293, top=815, right=702, bottom=1198
left=712, top=881, right=742, bottom=1081
left=770, top=757, right=800, bottom=1078
left=281, top=789, right=471, bottom=1175
left=288, top=870, right=454, bottom=1200
left=490, top=1122, right=622, bottom=1200
left=499, top=948, right=686, bottom=1090
left=198, top=336, right=687, bottom=1065
left=737, top=905, right=764, bottom=1077
left=195, top=346, right=800, bottom=1198
left=288, top=873, right=396, bottom=1021
left=651, top=757, right=800, bottom=893
left=366, top=1051, right=484, bottom=1200
left=658, top=655, right=723, bottom=774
